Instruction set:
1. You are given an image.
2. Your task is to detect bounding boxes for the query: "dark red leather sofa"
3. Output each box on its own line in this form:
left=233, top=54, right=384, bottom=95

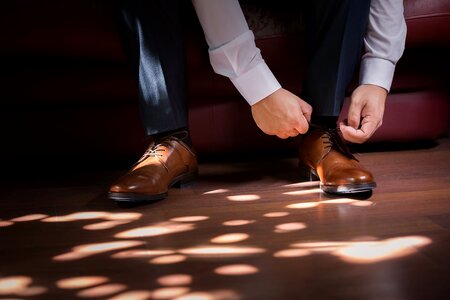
left=0, top=0, right=449, bottom=164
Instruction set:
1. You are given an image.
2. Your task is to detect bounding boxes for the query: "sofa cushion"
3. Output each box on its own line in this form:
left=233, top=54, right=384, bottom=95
left=404, top=0, right=450, bottom=47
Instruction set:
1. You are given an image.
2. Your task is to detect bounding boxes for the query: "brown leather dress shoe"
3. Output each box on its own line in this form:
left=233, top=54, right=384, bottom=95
left=299, top=128, right=376, bottom=194
left=109, top=136, right=198, bottom=202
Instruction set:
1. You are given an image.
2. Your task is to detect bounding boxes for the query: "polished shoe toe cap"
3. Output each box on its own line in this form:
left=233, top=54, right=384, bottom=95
left=325, top=167, right=374, bottom=186
left=109, top=170, right=162, bottom=194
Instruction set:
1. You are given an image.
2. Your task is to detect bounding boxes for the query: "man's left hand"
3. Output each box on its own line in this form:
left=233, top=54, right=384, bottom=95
left=339, top=84, right=388, bottom=144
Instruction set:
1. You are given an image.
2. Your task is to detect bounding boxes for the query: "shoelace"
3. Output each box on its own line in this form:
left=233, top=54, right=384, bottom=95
left=309, top=123, right=358, bottom=161
left=145, top=144, right=166, bottom=157
left=135, top=142, right=167, bottom=166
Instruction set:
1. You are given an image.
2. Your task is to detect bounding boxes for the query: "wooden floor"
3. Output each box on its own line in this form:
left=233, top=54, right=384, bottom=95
left=1, top=137, right=450, bottom=300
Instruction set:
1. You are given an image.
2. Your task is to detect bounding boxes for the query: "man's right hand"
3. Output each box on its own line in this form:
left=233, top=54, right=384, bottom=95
left=251, top=88, right=312, bottom=139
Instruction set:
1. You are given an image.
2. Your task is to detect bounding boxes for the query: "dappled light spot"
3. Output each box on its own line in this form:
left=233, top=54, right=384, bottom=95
left=283, top=188, right=322, bottom=196
left=334, top=236, right=432, bottom=264
left=0, top=276, right=47, bottom=297
left=227, top=195, right=260, bottom=201
left=83, top=220, right=131, bottom=231
left=77, top=284, right=126, bottom=298
left=0, top=221, right=14, bottom=227
left=10, top=214, right=48, bottom=222
left=275, top=222, right=307, bottom=233
left=291, top=241, right=349, bottom=252
left=56, top=276, right=109, bottom=289
left=174, top=290, right=239, bottom=300
left=0, top=276, right=31, bottom=294
left=203, top=189, right=229, bottom=195
left=42, top=211, right=110, bottom=223
left=112, top=249, right=175, bottom=259
left=43, top=212, right=141, bottom=224
left=263, top=212, right=289, bottom=218
left=179, top=246, right=265, bottom=257
left=214, top=264, right=259, bottom=276
left=292, top=241, right=349, bottom=248
left=319, top=199, right=374, bottom=207
left=157, top=274, right=192, bottom=286
left=115, top=222, right=195, bottom=238
left=210, top=233, right=249, bottom=244
left=104, top=213, right=142, bottom=221
left=53, top=240, right=144, bottom=261
left=286, top=202, right=319, bottom=209
left=350, top=236, right=378, bottom=242
left=320, top=198, right=356, bottom=204
left=174, top=292, right=214, bottom=300
left=282, top=181, right=320, bottom=188
left=108, top=290, right=152, bottom=300
left=222, top=220, right=255, bottom=226
left=79, top=241, right=143, bottom=253
left=390, top=236, right=431, bottom=248
left=289, top=236, right=432, bottom=263
left=41, top=216, right=72, bottom=222
left=66, top=212, right=110, bottom=220
left=152, top=287, right=190, bottom=299
left=151, top=287, right=190, bottom=299
left=170, top=216, right=209, bottom=222
left=15, top=286, right=48, bottom=296
left=52, top=252, right=87, bottom=261
left=274, top=249, right=311, bottom=258
left=350, top=201, right=374, bottom=207
left=150, top=255, right=187, bottom=265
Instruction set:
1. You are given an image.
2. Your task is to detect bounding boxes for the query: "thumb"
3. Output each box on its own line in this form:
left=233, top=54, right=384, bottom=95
left=347, top=99, right=363, bottom=129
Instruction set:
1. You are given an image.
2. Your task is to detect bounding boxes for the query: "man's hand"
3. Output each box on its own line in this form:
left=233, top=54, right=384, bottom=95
left=251, top=88, right=312, bottom=139
left=339, top=84, right=388, bottom=144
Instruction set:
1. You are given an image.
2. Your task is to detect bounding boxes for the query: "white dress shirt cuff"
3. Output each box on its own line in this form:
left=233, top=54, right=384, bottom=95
left=208, top=30, right=281, bottom=105
left=231, top=63, right=281, bottom=105
left=359, top=57, right=396, bottom=92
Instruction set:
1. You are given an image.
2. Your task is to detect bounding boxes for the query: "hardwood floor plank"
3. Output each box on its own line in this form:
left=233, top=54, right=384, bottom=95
left=1, top=137, right=450, bottom=299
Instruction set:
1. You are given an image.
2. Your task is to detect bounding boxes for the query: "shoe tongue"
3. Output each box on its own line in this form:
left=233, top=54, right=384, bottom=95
left=302, top=128, right=357, bottom=165
left=170, top=130, right=189, bottom=141
left=321, top=128, right=357, bottom=161
left=155, top=130, right=190, bottom=147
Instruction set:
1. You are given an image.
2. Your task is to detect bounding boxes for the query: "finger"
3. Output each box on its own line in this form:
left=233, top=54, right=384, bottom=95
left=339, top=124, right=365, bottom=144
left=294, top=115, right=309, bottom=134
left=347, top=98, right=363, bottom=129
left=288, top=129, right=300, bottom=137
left=299, top=101, right=313, bottom=123
left=280, top=128, right=300, bottom=138
left=339, top=119, right=377, bottom=144
left=277, top=133, right=290, bottom=139
left=339, top=123, right=359, bottom=143
left=358, top=119, right=378, bottom=140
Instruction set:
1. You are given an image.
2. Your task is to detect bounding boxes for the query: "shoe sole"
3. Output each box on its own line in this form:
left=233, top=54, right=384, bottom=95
left=108, top=170, right=198, bottom=203
left=321, top=182, right=376, bottom=194
left=299, top=164, right=376, bottom=194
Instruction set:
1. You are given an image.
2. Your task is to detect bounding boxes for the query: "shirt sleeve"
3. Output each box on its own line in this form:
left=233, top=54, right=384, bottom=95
left=191, top=0, right=281, bottom=105
left=359, top=0, right=407, bottom=92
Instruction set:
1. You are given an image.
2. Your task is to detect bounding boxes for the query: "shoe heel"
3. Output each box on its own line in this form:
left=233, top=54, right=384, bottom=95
left=298, top=164, right=319, bottom=181
left=172, top=170, right=198, bottom=188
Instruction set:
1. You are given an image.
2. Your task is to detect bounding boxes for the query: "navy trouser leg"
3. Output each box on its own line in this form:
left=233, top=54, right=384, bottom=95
left=114, top=0, right=188, bottom=135
left=302, top=0, right=371, bottom=117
